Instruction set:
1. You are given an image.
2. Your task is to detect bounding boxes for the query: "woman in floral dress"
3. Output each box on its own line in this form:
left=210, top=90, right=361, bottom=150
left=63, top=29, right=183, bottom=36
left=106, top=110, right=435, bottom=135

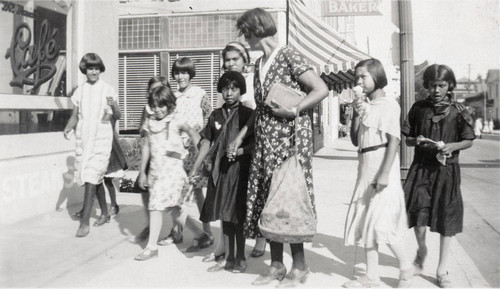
left=231, top=8, right=328, bottom=287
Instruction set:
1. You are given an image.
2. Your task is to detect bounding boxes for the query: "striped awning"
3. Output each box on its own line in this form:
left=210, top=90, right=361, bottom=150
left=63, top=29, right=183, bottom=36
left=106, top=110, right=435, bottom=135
left=288, top=0, right=370, bottom=91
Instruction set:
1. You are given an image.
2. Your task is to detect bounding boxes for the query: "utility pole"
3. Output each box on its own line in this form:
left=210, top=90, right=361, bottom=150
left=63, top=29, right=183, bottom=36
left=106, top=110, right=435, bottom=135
left=467, top=64, right=471, bottom=93
left=399, top=0, right=415, bottom=180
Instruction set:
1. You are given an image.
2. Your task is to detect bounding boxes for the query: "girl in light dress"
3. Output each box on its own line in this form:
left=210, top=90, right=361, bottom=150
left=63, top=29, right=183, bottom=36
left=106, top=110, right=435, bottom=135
left=134, top=85, right=200, bottom=260
left=343, top=59, right=413, bottom=288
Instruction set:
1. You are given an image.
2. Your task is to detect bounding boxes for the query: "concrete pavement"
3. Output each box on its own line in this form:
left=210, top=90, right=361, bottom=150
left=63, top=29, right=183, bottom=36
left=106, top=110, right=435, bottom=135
left=0, top=138, right=490, bottom=288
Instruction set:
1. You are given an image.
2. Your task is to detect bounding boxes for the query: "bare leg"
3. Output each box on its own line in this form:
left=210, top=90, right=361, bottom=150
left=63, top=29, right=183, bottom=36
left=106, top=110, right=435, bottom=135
left=95, top=183, right=108, bottom=217
left=76, top=183, right=96, bottom=237
left=254, top=237, right=266, bottom=251
left=365, top=245, right=379, bottom=280
left=146, top=210, right=162, bottom=250
left=437, top=235, right=452, bottom=276
left=388, top=240, right=412, bottom=270
left=104, top=178, right=117, bottom=208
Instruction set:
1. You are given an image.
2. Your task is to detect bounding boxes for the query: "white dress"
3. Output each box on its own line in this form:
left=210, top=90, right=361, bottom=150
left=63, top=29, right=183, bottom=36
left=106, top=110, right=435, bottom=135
left=344, top=96, right=408, bottom=248
left=71, top=80, right=117, bottom=186
left=147, top=113, right=188, bottom=210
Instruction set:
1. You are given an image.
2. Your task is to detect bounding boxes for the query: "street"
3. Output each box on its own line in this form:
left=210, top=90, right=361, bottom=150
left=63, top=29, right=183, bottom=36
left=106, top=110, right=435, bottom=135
left=456, top=137, right=500, bottom=287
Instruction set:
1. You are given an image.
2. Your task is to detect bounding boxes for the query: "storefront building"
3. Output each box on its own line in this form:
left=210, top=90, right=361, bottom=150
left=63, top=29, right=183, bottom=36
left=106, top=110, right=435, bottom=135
left=0, top=0, right=119, bottom=226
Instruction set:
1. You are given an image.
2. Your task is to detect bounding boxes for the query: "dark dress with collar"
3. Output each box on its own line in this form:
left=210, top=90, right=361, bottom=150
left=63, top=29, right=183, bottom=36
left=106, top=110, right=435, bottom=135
left=402, top=100, right=475, bottom=236
left=199, top=103, right=254, bottom=224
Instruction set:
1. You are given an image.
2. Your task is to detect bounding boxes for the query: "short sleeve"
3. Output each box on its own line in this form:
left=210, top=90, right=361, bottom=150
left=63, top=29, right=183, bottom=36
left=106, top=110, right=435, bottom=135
left=401, top=104, right=416, bottom=137
left=285, top=47, right=314, bottom=80
left=458, top=110, right=476, bottom=141
left=71, top=86, right=81, bottom=107
left=199, top=112, right=216, bottom=143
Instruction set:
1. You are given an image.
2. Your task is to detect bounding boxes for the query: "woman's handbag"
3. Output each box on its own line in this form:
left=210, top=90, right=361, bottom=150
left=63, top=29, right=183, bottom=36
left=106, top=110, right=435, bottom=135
left=258, top=122, right=316, bottom=243
left=264, top=83, right=305, bottom=110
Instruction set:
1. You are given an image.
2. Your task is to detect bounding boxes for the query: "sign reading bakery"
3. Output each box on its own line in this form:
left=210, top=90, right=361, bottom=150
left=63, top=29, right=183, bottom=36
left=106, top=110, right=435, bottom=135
left=322, top=0, right=382, bottom=16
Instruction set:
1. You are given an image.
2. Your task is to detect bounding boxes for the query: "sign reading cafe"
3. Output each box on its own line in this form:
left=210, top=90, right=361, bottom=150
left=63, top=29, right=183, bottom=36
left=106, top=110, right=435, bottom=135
left=322, top=0, right=381, bottom=16
left=4, top=19, right=60, bottom=93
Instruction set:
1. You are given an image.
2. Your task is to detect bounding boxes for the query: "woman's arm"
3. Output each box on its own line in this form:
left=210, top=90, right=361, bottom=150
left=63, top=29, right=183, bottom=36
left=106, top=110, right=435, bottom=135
left=373, top=133, right=400, bottom=192
left=137, top=137, right=150, bottom=190
left=63, top=106, right=79, bottom=138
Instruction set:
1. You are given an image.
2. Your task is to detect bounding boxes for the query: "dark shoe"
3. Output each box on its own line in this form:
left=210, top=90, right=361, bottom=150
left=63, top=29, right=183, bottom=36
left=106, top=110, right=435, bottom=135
left=437, top=272, right=452, bottom=288
left=224, top=259, right=235, bottom=272
left=75, top=224, right=90, bottom=238
left=135, top=226, right=150, bottom=242
left=277, top=267, right=310, bottom=288
left=110, top=205, right=120, bottom=216
left=342, top=275, right=381, bottom=288
left=72, top=209, right=83, bottom=219
left=186, top=233, right=214, bottom=252
left=158, top=229, right=183, bottom=246
left=252, top=265, right=287, bottom=285
left=202, top=253, right=225, bottom=263
left=134, top=247, right=158, bottom=261
left=207, top=259, right=226, bottom=272
left=232, top=258, right=247, bottom=273
left=93, top=215, right=110, bottom=226
left=250, top=248, right=265, bottom=258
left=413, top=248, right=427, bottom=275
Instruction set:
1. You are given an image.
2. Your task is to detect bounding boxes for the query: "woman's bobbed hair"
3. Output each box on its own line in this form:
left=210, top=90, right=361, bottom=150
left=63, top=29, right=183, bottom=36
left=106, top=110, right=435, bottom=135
left=423, top=64, right=456, bottom=91
left=355, top=58, right=388, bottom=90
left=236, top=8, right=277, bottom=38
left=79, top=53, right=105, bottom=74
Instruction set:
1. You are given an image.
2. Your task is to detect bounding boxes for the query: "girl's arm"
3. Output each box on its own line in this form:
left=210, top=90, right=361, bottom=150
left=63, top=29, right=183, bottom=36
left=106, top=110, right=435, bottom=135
left=373, top=133, right=400, bottom=192
left=179, top=124, right=201, bottom=154
left=137, top=137, right=150, bottom=190
left=107, top=96, right=122, bottom=120
left=228, top=109, right=255, bottom=155
left=350, top=109, right=360, bottom=147
left=439, top=139, right=473, bottom=155
left=188, top=139, right=211, bottom=178
left=63, top=106, right=79, bottom=138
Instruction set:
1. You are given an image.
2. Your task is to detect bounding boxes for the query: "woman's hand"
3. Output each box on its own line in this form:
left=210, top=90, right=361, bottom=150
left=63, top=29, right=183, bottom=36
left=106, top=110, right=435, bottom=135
left=269, top=100, right=296, bottom=119
left=137, top=172, right=148, bottom=190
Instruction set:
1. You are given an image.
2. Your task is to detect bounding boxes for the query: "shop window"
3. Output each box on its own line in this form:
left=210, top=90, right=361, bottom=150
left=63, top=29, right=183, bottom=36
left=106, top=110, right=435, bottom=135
left=119, top=17, right=161, bottom=50
left=0, top=1, right=70, bottom=135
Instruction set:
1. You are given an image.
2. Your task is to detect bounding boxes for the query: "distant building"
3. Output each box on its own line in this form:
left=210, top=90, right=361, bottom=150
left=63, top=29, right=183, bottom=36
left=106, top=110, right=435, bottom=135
left=485, top=69, right=499, bottom=124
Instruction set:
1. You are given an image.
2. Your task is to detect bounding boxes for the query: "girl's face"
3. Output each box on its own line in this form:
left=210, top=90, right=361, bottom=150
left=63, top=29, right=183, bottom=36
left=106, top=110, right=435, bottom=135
left=224, top=50, right=246, bottom=73
left=355, top=66, right=375, bottom=95
left=85, top=66, right=101, bottom=84
left=174, top=71, right=191, bottom=90
left=150, top=104, right=169, bottom=120
left=221, top=83, right=241, bottom=106
left=427, top=80, right=450, bottom=103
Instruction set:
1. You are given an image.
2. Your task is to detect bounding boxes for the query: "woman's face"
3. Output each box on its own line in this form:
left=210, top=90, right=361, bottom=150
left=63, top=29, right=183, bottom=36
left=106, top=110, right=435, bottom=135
left=150, top=104, right=169, bottom=120
left=224, top=50, right=246, bottom=73
left=427, top=80, right=450, bottom=103
left=355, top=66, right=375, bottom=95
left=174, top=71, right=191, bottom=90
left=244, top=33, right=260, bottom=50
left=85, top=66, right=101, bottom=84
left=221, top=83, right=241, bottom=106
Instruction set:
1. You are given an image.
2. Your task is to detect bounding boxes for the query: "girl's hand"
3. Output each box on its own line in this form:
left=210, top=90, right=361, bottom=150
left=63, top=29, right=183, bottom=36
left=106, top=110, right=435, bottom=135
left=137, top=172, right=148, bottom=190
left=372, top=173, right=389, bottom=193
left=106, top=96, right=115, bottom=106
left=416, top=135, right=426, bottom=146
left=63, top=128, right=73, bottom=140
left=228, top=138, right=243, bottom=158
left=439, top=143, right=455, bottom=156
left=269, top=100, right=296, bottom=119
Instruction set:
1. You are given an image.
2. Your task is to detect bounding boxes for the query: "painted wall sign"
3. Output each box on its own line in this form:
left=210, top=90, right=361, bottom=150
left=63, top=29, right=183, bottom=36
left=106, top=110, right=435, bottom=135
left=4, top=19, right=60, bottom=92
left=322, top=0, right=382, bottom=16
left=0, top=1, right=37, bottom=18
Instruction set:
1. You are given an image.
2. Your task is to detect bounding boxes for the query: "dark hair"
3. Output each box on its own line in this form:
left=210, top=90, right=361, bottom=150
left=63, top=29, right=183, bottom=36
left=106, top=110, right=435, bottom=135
left=147, top=76, right=170, bottom=92
left=423, top=64, right=456, bottom=91
left=79, top=53, right=105, bottom=74
left=355, top=58, right=387, bottom=90
left=148, top=86, right=176, bottom=112
left=217, top=71, right=247, bottom=95
left=171, top=57, right=196, bottom=80
left=222, top=42, right=250, bottom=70
left=237, top=8, right=277, bottom=38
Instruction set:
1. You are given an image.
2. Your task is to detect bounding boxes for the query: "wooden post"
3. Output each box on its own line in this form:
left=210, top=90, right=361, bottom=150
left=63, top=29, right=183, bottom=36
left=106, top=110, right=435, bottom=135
left=399, top=0, right=415, bottom=180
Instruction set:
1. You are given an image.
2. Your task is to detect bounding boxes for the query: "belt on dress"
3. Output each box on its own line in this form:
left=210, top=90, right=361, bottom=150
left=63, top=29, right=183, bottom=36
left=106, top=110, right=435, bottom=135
left=359, top=143, right=388, bottom=154
left=166, top=151, right=183, bottom=159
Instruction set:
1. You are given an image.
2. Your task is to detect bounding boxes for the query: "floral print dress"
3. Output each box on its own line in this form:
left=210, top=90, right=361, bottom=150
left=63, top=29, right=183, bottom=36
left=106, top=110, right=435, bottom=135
left=174, top=85, right=212, bottom=189
left=244, top=46, right=316, bottom=239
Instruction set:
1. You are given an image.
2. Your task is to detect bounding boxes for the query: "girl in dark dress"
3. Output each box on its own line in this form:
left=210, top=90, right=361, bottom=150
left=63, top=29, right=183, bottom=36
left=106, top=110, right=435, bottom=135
left=189, top=71, right=254, bottom=273
left=402, top=64, right=475, bottom=288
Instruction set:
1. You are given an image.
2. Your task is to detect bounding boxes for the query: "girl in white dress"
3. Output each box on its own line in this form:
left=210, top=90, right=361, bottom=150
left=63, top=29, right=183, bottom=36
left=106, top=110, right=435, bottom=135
left=343, top=59, right=413, bottom=288
left=134, top=85, right=200, bottom=261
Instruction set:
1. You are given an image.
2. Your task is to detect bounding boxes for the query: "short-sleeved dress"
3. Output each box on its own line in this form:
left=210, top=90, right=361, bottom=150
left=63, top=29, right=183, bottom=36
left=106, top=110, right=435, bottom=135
left=174, top=85, right=212, bottom=189
left=244, top=45, right=315, bottom=240
left=402, top=99, right=475, bottom=236
left=344, top=97, right=408, bottom=248
left=71, top=80, right=117, bottom=186
left=199, top=103, right=254, bottom=224
left=146, top=113, right=188, bottom=211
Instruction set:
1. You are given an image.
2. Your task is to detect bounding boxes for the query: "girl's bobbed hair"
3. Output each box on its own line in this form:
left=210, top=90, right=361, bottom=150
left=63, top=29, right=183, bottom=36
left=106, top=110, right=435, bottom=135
left=355, top=58, right=387, bottom=90
left=423, top=64, right=456, bottom=91
left=222, top=42, right=250, bottom=70
left=147, top=76, right=170, bottom=92
left=79, top=53, right=105, bottom=74
left=217, top=71, right=247, bottom=95
left=148, top=86, right=176, bottom=112
left=171, top=57, right=196, bottom=80
left=237, top=8, right=277, bottom=39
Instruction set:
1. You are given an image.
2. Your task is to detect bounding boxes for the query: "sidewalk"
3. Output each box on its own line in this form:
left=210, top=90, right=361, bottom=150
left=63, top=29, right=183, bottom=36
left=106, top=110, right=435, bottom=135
left=0, top=138, right=489, bottom=288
